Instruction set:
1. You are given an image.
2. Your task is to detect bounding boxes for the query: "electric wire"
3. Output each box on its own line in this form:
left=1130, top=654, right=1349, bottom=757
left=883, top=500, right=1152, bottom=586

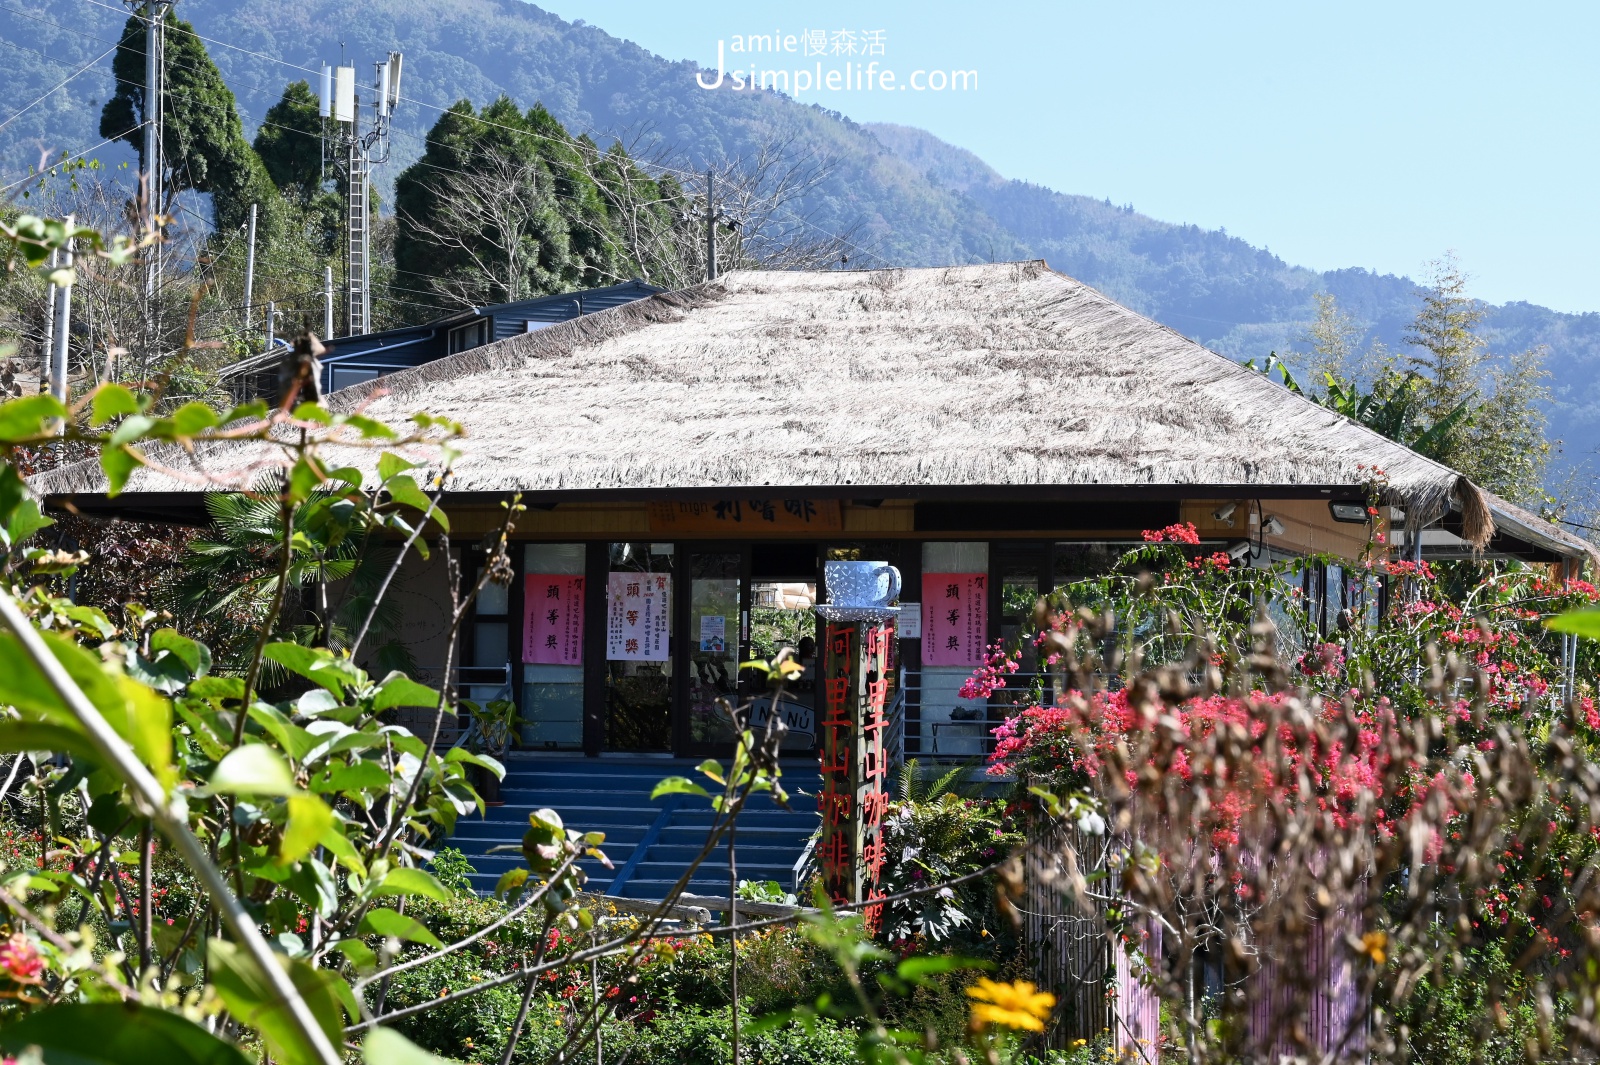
left=63, top=0, right=889, bottom=266
left=0, top=42, right=120, bottom=133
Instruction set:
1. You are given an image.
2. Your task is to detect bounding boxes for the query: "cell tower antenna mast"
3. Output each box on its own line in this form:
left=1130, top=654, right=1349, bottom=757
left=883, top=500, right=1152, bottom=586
left=326, top=51, right=401, bottom=337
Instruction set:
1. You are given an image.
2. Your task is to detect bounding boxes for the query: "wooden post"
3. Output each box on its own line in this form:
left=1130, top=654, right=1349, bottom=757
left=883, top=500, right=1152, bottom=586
left=816, top=616, right=893, bottom=930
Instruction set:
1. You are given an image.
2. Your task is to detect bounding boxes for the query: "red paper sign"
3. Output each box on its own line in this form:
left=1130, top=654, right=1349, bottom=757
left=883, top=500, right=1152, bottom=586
left=921, top=573, right=987, bottom=666
left=523, top=574, right=584, bottom=665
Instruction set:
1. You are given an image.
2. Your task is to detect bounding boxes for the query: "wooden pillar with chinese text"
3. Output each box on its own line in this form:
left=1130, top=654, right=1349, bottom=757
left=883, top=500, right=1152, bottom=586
left=815, top=609, right=895, bottom=932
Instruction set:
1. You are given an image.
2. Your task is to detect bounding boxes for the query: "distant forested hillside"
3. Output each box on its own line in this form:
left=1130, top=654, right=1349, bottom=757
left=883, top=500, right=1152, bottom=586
left=4, top=0, right=1595, bottom=461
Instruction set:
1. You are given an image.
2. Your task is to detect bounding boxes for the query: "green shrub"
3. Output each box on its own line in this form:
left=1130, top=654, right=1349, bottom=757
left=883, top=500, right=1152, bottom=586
left=1391, top=943, right=1549, bottom=1065
left=610, top=1007, right=858, bottom=1065
left=429, top=846, right=479, bottom=894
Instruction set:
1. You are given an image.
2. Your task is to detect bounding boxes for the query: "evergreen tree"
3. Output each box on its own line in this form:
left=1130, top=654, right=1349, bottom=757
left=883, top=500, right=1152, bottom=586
left=254, top=81, right=325, bottom=200
left=98, top=10, right=276, bottom=230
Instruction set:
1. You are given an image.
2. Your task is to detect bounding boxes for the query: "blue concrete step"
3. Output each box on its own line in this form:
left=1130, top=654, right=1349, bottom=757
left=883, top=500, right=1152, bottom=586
left=441, top=756, right=819, bottom=899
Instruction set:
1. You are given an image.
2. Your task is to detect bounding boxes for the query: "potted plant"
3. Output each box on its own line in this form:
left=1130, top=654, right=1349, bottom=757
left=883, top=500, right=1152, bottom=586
left=463, top=697, right=518, bottom=806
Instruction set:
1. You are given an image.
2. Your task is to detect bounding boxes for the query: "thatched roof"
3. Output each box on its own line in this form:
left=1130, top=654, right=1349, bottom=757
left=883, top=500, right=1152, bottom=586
left=33, top=262, right=1593, bottom=559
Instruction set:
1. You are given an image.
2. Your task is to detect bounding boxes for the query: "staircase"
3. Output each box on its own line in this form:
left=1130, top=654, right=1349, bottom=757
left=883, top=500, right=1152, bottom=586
left=443, top=758, right=821, bottom=900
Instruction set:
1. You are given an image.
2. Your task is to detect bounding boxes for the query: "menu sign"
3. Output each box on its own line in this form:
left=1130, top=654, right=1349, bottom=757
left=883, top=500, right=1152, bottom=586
left=523, top=574, right=584, bottom=665
left=606, top=572, right=670, bottom=661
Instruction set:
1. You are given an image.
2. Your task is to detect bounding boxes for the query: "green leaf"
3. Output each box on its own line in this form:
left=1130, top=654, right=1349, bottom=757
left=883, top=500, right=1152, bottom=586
left=247, top=704, right=319, bottom=761
left=319, top=822, right=366, bottom=876
left=359, top=906, right=444, bottom=947
left=372, top=866, right=451, bottom=904
left=168, top=401, right=221, bottom=437
left=189, top=676, right=245, bottom=702
left=264, top=642, right=360, bottom=698
left=0, top=1001, right=251, bottom=1065
left=344, top=413, right=397, bottom=440
left=101, top=443, right=143, bottom=495
left=0, top=628, right=174, bottom=787
left=313, top=759, right=392, bottom=795
left=651, top=775, right=710, bottom=800
left=209, top=744, right=296, bottom=797
left=364, top=1028, right=453, bottom=1065
left=697, top=758, right=727, bottom=785
left=0, top=394, right=68, bottom=441
left=376, top=451, right=419, bottom=483
left=385, top=475, right=446, bottom=530
left=207, top=939, right=345, bottom=1065
left=286, top=455, right=327, bottom=505
left=4, top=496, right=51, bottom=547
left=222, top=399, right=270, bottom=424
left=0, top=719, right=98, bottom=760
left=280, top=794, right=334, bottom=865
left=109, top=413, right=157, bottom=446
left=335, top=938, right=378, bottom=973
left=895, top=955, right=991, bottom=982
left=444, top=748, right=504, bottom=779
left=89, top=384, right=141, bottom=426
left=493, top=867, right=529, bottom=900
left=1548, top=609, right=1600, bottom=640
left=371, top=674, right=440, bottom=711
left=151, top=629, right=211, bottom=678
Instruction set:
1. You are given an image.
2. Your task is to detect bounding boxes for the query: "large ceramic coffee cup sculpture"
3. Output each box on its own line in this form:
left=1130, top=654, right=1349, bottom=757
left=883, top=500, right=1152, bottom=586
left=823, top=561, right=901, bottom=608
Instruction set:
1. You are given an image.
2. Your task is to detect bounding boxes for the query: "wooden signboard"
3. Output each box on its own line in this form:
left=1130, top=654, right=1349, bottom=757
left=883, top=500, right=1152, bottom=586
left=817, top=619, right=893, bottom=933
left=648, top=499, right=842, bottom=534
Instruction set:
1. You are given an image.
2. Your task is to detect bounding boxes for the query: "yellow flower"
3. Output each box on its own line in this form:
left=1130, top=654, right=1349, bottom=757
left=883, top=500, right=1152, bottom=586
left=1359, top=930, right=1387, bottom=965
left=966, top=978, right=1056, bottom=1033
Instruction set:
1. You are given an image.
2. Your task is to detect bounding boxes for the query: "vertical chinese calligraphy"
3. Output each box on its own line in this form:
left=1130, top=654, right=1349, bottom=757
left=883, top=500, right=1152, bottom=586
left=816, top=619, right=893, bottom=933
left=606, top=572, right=670, bottom=661
left=920, top=573, right=988, bottom=666
left=523, top=574, right=584, bottom=665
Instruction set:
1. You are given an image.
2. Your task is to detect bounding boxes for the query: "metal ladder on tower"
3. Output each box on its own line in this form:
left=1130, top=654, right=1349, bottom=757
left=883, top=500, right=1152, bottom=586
left=346, top=140, right=369, bottom=337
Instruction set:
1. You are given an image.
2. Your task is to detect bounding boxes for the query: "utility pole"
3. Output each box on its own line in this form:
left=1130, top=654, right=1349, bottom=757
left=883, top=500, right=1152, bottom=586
left=264, top=301, right=276, bottom=353
left=705, top=169, right=717, bottom=282
left=243, top=202, right=257, bottom=331
left=323, top=264, right=334, bottom=339
left=41, top=249, right=57, bottom=391
left=50, top=216, right=75, bottom=410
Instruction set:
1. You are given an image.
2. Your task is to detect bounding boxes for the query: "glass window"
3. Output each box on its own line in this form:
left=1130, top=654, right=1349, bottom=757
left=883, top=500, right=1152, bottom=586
left=605, top=542, right=673, bottom=751
left=520, top=544, right=585, bottom=750
left=918, top=542, right=988, bottom=758
left=688, top=552, right=741, bottom=747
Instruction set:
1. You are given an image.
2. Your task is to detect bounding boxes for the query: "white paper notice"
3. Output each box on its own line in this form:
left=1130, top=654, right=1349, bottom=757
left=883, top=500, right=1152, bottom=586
left=699, top=614, right=727, bottom=652
left=606, top=572, right=670, bottom=661
left=897, top=603, right=922, bottom=639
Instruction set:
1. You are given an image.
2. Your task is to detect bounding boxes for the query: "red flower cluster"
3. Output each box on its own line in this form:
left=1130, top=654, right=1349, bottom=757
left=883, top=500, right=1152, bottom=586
left=990, top=689, right=1400, bottom=846
left=1142, top=522, right=1201, bottom=545
left=0, top=933, right=43, bottom=984
left=959, top=641, right=1021, bottom=700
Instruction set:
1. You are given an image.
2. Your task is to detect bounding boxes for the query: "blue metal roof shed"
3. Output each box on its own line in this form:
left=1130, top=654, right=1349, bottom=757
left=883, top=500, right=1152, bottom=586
left=317, top=279, right=662, bottom=394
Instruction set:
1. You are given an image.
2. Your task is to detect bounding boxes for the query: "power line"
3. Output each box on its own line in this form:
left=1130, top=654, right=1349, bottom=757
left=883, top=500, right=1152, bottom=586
left=0, top=42, right=120, bottom=132
left=65, top=0, right=888, bottom=266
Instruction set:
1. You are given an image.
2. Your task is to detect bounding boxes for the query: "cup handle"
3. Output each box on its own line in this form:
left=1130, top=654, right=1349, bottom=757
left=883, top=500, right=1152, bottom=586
left=880, top=565, right=901, bottom=604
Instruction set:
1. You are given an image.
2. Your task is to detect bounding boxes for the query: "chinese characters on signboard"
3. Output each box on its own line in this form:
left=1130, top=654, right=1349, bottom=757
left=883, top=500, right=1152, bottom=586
left=817, top=620, right=892, bottom=933
left=606, top=572, right=670, bottom=661
left=920, top=573, right=987, bottom=666
left=647, top=499, right=842, bottom=533
left=523, top=574, right=584, bottom=665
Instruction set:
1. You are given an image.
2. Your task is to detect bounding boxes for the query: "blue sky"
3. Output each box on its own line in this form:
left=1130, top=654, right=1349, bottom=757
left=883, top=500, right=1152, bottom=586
left=536, top=0, right=1599, bottom=313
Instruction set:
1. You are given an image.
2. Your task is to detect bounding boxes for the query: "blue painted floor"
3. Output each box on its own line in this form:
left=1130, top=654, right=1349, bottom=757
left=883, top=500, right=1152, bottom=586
left=444, top=757, right=821, bottom=899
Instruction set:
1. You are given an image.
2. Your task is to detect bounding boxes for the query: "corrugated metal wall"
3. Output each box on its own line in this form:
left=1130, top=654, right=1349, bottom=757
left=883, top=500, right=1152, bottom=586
left=1022, top=823, right=1161, bottom=1058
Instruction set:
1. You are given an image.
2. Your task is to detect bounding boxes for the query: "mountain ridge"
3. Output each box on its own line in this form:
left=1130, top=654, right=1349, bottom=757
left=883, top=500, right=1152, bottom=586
left=4, top=0, right=1595, bottom=464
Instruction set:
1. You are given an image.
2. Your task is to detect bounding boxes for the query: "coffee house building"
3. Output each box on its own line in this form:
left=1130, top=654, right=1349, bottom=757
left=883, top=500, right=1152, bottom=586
left=42, top=263, right=1596, bottom=762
